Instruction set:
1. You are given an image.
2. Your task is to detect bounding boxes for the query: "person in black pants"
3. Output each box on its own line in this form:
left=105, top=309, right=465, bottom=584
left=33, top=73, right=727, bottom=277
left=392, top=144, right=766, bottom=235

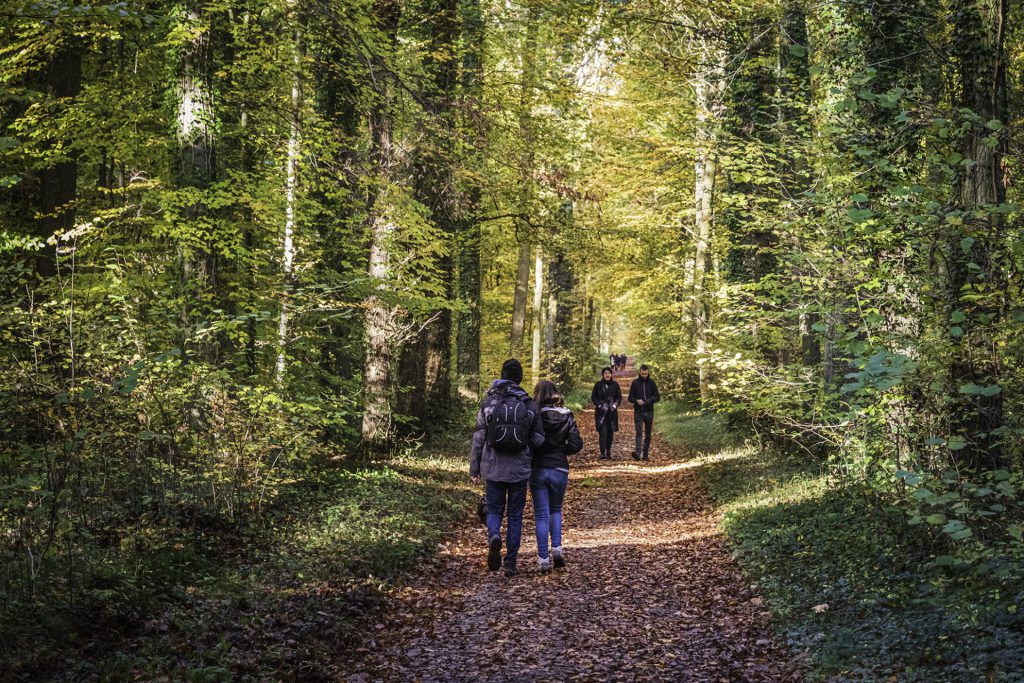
left=628, top=364, right=660, bottom=461
left=591, top=367, right=621, bottom=459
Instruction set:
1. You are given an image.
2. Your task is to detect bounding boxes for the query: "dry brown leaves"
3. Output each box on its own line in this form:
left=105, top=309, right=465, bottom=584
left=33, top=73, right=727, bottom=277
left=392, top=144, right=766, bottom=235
left=339, top=368, right=801, bottom=682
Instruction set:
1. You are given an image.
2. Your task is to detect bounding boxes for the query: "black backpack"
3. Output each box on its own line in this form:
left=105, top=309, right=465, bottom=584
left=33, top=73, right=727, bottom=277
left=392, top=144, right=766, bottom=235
left=485, top=387, right=533, bottom=452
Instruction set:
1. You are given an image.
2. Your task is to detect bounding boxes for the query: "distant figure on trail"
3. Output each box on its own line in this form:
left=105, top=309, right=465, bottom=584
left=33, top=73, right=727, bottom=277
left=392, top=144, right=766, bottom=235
left=591, top=367, right=622, bottom=460
left=531, top=380, right=583, bottom=572
left=628, top=364, right=660, bottom=462
left=470, top=358, right=545, bottom=577
left=609, top=353, right=616, bottom=370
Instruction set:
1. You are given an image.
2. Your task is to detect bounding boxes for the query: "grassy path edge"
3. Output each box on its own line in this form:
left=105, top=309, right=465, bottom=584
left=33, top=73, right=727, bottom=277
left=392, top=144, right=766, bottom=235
left=655, top=401, right=1024, bottom=682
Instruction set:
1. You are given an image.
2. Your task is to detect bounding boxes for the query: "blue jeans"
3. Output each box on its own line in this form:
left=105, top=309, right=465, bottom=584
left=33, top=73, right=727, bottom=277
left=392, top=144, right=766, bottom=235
left=485, top=478, right=528, bottom=568
left=530, top=468, right=569, bottom=560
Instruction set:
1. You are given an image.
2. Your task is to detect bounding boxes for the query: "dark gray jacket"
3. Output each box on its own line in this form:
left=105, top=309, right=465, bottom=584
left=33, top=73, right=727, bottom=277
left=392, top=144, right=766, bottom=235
left=470, top=380, right=545, bottom=483
left=533, top=406, right=584, bottom=471
left=628, top=376, right=660, bottom=412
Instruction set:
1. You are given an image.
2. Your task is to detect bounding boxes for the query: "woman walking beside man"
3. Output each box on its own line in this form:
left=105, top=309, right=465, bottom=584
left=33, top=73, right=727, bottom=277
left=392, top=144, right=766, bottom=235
left=530, top=380, right=583, bottom=572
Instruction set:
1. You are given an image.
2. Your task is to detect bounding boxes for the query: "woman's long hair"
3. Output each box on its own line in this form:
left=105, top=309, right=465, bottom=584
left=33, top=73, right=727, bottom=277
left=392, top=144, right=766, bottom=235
left=533, top=380, right=564, bottom=408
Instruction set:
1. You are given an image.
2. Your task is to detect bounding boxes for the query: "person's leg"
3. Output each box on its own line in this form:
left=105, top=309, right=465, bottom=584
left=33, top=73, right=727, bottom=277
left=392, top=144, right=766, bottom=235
left=504, top=479, right=528, bottom=570
left=634, top=410, right=643, bottom=457
left=485, top=479, right=505, bottom=541
left=530, top=470, right=551, bottom=560
left=642, top=411, right=653, bottom=459
left=599, top=422, right=612, bottom=457
left=548, top=470, right=568, bottom=550
left=607, top=418, right=615, bottom=457
left=485, top=479, right=506, bottom=571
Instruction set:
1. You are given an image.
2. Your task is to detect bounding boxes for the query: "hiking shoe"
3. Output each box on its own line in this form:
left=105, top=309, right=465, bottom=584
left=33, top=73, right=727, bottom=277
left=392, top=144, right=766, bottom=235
left=504, top=564, right=518, bottom=578
left=631, top=450, right=641, bottom=461
left=551, top=546, right=565, bottom=569
left=487, top=536, right=502, bottom=572
left=538, top=557, right=552, bottom=573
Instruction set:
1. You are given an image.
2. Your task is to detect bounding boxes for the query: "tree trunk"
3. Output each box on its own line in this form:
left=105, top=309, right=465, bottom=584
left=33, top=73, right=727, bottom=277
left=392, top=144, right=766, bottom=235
left=37, top=43, right=82, bottom=277
left=531, top=249, right=544, bottom=386
left=692, top=41, right=725, bottom=408
left=509, top=9, right=538, bottom=357
left=413, top=0, right=459, bottom=415
left=549, top=251, right=575, bottom=388
left=361, top=0, right=402, bottom=455
left=455, top=0, right=485, bottom=399
left=945, top=0, right=1008, bottom=469
left=276, top=16, right=302, bottom=383
left=176, top=1, right=216, bottom=358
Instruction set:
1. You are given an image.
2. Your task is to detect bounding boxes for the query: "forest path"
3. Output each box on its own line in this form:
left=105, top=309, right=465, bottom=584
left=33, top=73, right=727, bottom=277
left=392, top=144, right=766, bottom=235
left=342, top=364, right=796, bottom=682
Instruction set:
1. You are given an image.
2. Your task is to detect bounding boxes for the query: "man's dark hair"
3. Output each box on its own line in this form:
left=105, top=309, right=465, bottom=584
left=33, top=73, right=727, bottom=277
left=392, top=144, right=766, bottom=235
left=640, top=364, right=649, bottom=371
left=501, top=358, right=523, bottom=384
left=601, top=366, right=612, bottom=375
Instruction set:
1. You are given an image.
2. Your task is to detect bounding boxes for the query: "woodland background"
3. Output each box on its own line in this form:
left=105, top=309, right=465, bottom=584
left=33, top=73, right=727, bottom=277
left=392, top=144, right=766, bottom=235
left=3, top=0, right=1024, bottom=679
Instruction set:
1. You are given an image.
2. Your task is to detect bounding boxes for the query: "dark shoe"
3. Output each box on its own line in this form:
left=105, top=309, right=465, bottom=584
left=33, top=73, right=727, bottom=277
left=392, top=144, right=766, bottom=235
left=552, top=548, right=565, bottom=569
left=631, top=450, right=641, bottom=461
left=642, top=455, right=649, bottom=461
left=488, top=536, right=502, bottom=572
left=599, top=452, right=610, bottom=460
left=504, top=564, right=518, bottom=578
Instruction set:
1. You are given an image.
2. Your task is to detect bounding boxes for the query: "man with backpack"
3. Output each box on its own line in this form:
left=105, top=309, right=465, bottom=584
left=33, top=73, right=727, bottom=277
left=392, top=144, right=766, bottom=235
left=628, top=364, right=661, bottom=461
left=470, top=358, right=546, bottom=577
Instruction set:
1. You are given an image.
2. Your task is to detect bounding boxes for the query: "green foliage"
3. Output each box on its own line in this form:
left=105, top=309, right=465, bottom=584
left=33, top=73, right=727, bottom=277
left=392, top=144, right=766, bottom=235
left=658, top=408, right=1024, bottom=681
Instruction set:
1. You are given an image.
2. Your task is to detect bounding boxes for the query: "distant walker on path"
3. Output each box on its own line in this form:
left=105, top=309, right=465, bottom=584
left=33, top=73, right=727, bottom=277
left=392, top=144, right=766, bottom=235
left=591, top=367, right=622, bottom=460
left=628, top=364, right=660, bottom=461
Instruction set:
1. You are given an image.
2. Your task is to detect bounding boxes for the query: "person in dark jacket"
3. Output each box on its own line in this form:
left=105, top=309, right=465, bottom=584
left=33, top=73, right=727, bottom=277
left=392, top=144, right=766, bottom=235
left=530, top=380, right=583, bottom=572
left=628, top=364, right=661, bottom=461
left=470, top=359, right=546, bottom=577
left=591, top=367, right=621, bottom=459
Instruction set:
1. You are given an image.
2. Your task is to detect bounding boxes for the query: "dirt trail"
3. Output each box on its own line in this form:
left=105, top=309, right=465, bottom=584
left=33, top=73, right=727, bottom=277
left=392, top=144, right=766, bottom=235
left=342, top=364, right=796, bottom=682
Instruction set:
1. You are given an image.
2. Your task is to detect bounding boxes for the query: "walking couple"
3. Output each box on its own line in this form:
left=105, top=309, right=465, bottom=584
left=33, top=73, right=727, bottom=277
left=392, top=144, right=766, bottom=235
left=592, top=364, right=661, bottom=461
left=470, top=359, right=583, bottom=577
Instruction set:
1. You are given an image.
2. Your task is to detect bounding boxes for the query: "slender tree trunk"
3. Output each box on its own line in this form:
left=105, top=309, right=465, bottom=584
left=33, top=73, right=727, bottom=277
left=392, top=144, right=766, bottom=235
left=176, top=1, right=216, bottom=358
left=361, top=0, right=402, bottom=455
left=545, top=280, right=556, bottom=363
left=531, top=249, right=544, bottom=386
left=509, top=8, right=538, bottom=357
left=945, top=0, right=1008, bottom=469
left=692, top=41, right=725, bottom=408
left=549, top=251, right=574, bottom=387
left=277, top=16, right=301, bottom=383
left=511, top=239, right=532, bottom=357
left=415, top=0, right=459, bottom=415
left=455, top=0, right=485, bottom=399
left=37, top=43, right=81, bottom=277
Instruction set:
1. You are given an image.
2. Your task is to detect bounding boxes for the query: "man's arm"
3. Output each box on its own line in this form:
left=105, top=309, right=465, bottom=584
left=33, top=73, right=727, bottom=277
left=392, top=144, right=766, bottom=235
left=650, top=380, right=661, bottom=404
left=470, top=408, right=486, bottom=478
left=627, top=379, right=637, bottom=405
